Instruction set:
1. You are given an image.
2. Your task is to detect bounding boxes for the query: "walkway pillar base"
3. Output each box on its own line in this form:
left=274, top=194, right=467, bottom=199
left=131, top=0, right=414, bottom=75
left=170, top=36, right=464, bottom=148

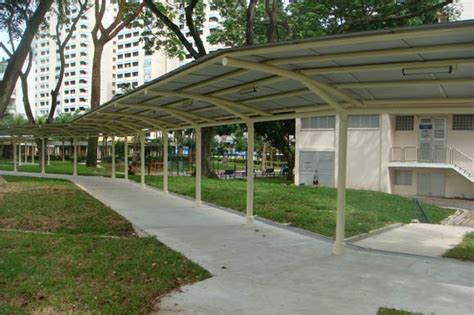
left=245, top=216, right=255, bottom=225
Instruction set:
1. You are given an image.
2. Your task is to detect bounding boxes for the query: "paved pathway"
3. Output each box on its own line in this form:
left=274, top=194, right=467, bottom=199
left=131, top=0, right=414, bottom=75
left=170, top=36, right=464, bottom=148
left=354, top=223, right=473, bottom=257
left=1, top=171, right=473, bottom=315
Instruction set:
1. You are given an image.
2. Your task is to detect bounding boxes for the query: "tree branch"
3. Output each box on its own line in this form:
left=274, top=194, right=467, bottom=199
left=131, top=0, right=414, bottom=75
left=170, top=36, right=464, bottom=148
left=144, top=0, right=201, bottom=59
left=185, top=0, right=206, bottom=56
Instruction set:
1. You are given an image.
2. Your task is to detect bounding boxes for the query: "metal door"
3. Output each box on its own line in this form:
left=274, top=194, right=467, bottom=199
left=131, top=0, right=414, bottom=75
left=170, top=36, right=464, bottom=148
left=299, top=151, right=335, bottom=187
left=417, top=172, right=446, bottom=197
left=418, top=117, right=447, bottom=162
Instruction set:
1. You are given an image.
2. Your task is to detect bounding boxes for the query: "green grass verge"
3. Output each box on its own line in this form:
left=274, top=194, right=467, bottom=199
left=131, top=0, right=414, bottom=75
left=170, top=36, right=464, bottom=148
left=127, top=175, right=454, bottom=238
left=0, top=176, right=210, bottom=314
left=0, top=176, right=134, bottom=236
left=0, top=231, right=210, bottom=314
left=443, top=232, right=474, bottom=261
left=0, top=161, right=110, bottom=176
left=378, top=307, right=422, bottom=315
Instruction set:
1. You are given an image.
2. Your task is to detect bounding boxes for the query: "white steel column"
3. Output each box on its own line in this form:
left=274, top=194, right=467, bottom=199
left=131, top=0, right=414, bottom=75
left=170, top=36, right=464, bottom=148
left=140, top=133, right=145, bottom=186
left=195, top=127, right=202, bottom=207
left=41, top=138, right=45, bottom=174
left=18, top=143, right=22, bottom=166
left=246, top=122, right=255, bottom=224
left=13, top=139, right=17, bottom=172
left=111, top=135, right=116, bottom=179
left=124, top=136, right=128, bottom=180
left=47, top=145, right=51, bottom=166
left=73, top=137, right=78, bottom=177
left=333, top=112, right=348, bottom=255
left=163, top=130, right=169, bottom=193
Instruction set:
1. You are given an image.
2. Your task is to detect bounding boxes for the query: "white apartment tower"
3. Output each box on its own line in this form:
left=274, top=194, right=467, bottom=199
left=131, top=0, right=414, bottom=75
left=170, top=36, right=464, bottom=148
left=31, top=1, right=177, bottom=118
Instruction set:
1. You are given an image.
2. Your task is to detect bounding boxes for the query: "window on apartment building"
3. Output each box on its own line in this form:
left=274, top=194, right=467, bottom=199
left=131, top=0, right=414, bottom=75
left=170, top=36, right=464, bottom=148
left=210, top=28, right=218, bottom=34
left=301, top=116, right=336, bottom=129
left=209, top=17, right=219, bottom=22
left=132, top=72, right=138, bottom=77
left=125, top=43, right=131, bottom=48
left=395, top=115, right=414, bottom=131
left=133, top=61, right=138, bottom=66
left=80, top=61, right=87, bottom=65
left=133, top=31, right=139, bottom=37
left=348, top=115, right=379, bottom=129
left=118, top=44, right=124, bottom=49
left=453, top=114, right=474, bottom=130
left=80, top=88, right=87, bottom=93
left=133, top=51, right=138, bottom=56
left=118, top=35, right=124, bottom=40
left=117, top=74, right=123, bottom=79
left=80, top=52, right=86, bottom=57
left=394, top=170, right=412, bottom=186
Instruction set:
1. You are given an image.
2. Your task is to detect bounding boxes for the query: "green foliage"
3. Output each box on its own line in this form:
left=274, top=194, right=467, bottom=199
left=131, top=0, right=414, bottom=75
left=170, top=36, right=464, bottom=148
left=135, top=0, right=207, bottom=58
left=444, top=232, right=474, bottom=261
left=0, top=114, right=27, bottom=125
left=377, top=308, right=421, bottom=315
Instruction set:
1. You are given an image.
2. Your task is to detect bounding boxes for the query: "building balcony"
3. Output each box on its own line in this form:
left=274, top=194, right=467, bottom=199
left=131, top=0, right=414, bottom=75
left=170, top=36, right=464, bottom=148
left=390, top=146, right=473, bottom=182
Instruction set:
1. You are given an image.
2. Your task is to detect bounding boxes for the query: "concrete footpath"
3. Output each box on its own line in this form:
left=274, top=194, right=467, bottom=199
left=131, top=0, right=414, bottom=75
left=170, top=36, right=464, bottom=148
left=1, top=171, right=473, bottom=315
left=355, top=223, right=473, bottom=257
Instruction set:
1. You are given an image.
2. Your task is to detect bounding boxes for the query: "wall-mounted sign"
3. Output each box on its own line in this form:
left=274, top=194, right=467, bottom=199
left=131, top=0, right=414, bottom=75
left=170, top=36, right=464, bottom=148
left=419, top=124, right=433, bottom=130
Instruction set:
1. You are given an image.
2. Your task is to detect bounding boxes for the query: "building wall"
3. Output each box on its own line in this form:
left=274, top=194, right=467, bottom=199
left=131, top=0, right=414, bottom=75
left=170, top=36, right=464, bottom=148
left=295, top=113, right=473, bottom=198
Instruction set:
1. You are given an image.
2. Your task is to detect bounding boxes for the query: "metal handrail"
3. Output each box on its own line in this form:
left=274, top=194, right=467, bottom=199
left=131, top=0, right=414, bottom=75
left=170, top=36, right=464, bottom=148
left=391, top=146, right=473, bottom=178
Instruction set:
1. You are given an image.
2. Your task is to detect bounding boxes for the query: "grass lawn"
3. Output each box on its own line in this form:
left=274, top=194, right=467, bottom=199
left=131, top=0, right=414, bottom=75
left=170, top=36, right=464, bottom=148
left=128, top=175, right=454, bottom=238
left=0, top=176, right=210, bottom=314
left=443, top=232, right=474, bottom=261
left=0, top=161, right=111, bottom=176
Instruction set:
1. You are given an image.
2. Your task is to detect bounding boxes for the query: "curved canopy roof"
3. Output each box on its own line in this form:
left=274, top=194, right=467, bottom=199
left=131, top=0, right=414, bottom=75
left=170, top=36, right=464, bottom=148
left=1, top=20, right=473, bottom=138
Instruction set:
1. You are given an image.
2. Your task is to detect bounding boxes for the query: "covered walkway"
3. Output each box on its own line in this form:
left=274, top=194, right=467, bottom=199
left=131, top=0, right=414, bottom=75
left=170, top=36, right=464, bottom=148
left=1, top=170, right=472, bottom=315
left=1, top=21, right=473, bottom=254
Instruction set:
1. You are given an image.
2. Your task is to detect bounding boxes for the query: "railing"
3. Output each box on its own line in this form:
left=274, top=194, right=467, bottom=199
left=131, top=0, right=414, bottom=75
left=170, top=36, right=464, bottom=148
left=390, top=146, right=473, bottom=178
left=451, top=147, right=473, bottom=177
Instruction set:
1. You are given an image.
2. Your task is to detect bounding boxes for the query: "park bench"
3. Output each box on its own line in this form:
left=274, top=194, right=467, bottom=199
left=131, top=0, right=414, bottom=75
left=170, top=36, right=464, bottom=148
left=221, top=169, right=235, bottom=179
left=262, top=168, right=275, bottom=176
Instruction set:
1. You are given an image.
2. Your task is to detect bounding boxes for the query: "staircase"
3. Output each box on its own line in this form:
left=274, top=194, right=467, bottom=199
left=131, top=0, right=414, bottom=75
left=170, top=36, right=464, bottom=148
left=390, top=146, right=474, bottom=183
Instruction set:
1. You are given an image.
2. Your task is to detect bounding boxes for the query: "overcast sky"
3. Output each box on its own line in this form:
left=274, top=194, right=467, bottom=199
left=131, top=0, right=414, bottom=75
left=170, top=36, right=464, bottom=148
left=1, top=0, right=473, bottom=60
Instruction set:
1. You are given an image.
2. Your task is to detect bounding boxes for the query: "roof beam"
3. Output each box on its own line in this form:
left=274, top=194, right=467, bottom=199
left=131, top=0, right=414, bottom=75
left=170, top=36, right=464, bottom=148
left=123, top=102, right=216, bottom=123
left=228, top=24, right=474, bottom=57
left=83, top=117, right=143, bottom=132
left=222, top=57, right=353, bottom=111
left=334, top=78, right=474, bottom=89
left=145, top=89, right=262, bottom=121
left=97, top=112, right=166, bottom=129
left=268, top=42, right=474, bottom=66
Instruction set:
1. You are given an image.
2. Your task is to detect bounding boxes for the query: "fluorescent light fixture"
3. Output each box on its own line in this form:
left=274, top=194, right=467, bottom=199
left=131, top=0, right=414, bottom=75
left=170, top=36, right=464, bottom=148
left=141, top=128, right=150, bottom=132
left=239, top=86, right=259, bottom=95
left=402, top=65, right=452, bottom=76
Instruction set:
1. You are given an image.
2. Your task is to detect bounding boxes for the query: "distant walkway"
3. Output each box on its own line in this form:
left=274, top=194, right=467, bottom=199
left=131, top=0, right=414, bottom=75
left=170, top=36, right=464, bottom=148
left=1, top=171, right=473, bottom=315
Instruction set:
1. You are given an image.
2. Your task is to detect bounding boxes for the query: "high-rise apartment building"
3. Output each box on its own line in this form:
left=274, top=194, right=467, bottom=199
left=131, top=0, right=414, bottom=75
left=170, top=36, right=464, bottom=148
left=30, top=1, right=178, bottom=118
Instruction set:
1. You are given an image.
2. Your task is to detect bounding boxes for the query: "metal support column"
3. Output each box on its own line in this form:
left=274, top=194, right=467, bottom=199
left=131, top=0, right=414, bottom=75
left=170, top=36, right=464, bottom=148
left=73, top=137, right=78, bottom=177
left=124, top=136, right=128, bottom=180
left=13, top=139, right=17, bottom=172
left=246, top=122, right=255, bottom=224
left=140, top=133, right=145, bottom=186
left=18, top=143, right=22, bottom=166
left=333, top=112, right=348, bottom=255
left=111, top=135, right=116, bottom=179
left=163, top=130, right=169, bottom=193
left=41, top=138, right=45, bottom=174
left=195, top=127, right=202, bottom=207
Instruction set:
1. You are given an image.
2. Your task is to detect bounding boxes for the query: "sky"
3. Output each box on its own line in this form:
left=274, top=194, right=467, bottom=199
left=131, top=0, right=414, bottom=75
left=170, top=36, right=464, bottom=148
left=0, top=0, right=473, bottom=60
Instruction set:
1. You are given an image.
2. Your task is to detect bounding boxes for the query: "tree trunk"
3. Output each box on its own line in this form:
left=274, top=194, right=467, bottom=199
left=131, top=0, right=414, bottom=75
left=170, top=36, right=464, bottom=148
left=245, top=0, right=258, bottom=45
left=0, top=0, right=54, bottom=118
left=201, top=127, right=217, bottom=178
left=86, top=43, right=104, bottom=167
left=62, top=139, right=65, bottom=162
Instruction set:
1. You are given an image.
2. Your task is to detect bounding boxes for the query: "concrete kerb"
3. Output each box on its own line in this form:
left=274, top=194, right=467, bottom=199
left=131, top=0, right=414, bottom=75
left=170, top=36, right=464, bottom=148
left=345, top=223, right=404, bottom=243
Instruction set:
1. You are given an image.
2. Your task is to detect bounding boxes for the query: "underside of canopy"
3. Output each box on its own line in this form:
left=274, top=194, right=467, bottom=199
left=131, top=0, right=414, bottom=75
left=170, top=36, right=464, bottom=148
left=1, top=20, right=473, bottom=138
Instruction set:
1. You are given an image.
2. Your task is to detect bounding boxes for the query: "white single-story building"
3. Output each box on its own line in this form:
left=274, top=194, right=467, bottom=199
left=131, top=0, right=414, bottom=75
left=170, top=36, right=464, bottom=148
left=295, top=113, right=474, bottom=198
